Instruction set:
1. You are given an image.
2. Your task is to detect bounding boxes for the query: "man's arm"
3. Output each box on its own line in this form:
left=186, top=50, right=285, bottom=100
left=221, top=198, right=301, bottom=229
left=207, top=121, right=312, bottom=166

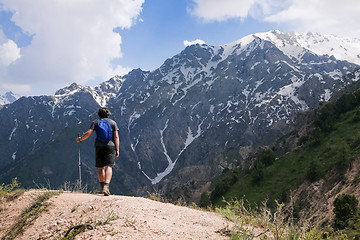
left=76, top=129, right=94, bottom=143
left=114, top=130, right=119, bottom=158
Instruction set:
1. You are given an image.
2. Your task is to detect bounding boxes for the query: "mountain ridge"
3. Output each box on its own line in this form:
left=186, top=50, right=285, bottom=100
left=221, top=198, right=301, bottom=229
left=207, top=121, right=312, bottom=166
left=246, top=30, right=360, bottom=65
left=0, top=30, right=359, bottom=196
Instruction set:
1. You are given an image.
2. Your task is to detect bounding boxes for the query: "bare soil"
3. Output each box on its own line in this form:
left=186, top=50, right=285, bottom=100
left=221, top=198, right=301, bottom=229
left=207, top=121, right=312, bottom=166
left=0, top=190, right=236, bottom=239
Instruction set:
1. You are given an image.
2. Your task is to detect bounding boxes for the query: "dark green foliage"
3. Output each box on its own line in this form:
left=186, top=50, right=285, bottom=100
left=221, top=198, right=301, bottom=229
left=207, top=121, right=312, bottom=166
left=353, top=109, right=360, bottom=122
left=315, top=90, right=360, bottom=134
left=306, top=160, right=322, bottom=182
left=199, top=192, right=210, bottom=208
left=256, top=148, right=277, bottom=166
left=312, top=127, right=323, bottom=145
left=251, top=161, right=264, bottom=184
left=333, top=194, right=359, bottom=230
left=210, top=170, right=239, bottom=203
left=250, top=148, right=276, bottom=184
left=63, top=224, right=93, bottom=240
left=315, top=103, right=337, bottom=132
left=297, top=135, right=309, bottom=146
left=335, top=143, right=350, bottom=172
left=216, top=83, right=360, bottom=208
left=204, top=80, right=360, bottom=236
left=350, top=137, right=360, bottom=150
left=335, top=93, right=358, bottom=114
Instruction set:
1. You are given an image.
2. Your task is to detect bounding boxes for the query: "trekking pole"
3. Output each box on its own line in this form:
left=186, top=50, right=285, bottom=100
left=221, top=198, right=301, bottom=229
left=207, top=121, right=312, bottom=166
left=78, top=133, right=82, bottom=190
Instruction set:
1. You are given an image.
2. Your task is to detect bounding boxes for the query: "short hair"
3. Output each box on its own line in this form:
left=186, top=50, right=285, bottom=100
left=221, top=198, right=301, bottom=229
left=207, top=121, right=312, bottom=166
left=98, top=107, right=110, bottom=118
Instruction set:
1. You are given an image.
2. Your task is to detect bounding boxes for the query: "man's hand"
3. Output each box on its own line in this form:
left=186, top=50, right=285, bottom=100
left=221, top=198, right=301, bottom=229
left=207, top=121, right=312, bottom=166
left=116, top=150, right=119, bottom=158
left=76, top=129, right=93, bottom=143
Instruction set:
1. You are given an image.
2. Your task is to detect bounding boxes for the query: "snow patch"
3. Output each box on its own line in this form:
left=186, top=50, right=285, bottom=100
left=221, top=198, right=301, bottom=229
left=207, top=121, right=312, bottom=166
left=141, top=119, right=204, bottom=184
left=12, top=151, right=17, bottom=160
left=131, top=137, right=140, bottom=152
left=321, top=89, right=332, bottom=101
left=250, top=62, right=261, bottom=70
left=9, top=119, right=18, bottom=141
left=128, top=112, right=141, bottom=132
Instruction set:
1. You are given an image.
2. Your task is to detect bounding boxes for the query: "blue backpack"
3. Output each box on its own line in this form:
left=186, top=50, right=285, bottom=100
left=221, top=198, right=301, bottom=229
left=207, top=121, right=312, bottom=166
left=96, top=119, right=113, bottom=143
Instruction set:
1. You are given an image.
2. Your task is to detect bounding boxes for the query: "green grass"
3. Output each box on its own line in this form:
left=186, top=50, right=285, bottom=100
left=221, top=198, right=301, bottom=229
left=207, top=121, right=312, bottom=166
left=216, top=199, right=356, bottom=240
left=204, top=101, right=360, bottom=238
left=0, top=178, right=25, bottom=205
left=216, top=108, right=360, bottom=209
left=1, top=190, right=61, bottom=240
left=61, top=210, right=120, bottom=240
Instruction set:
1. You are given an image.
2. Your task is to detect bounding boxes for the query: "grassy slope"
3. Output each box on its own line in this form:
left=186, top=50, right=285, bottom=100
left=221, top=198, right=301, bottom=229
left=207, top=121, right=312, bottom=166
left=215, top=103, right=360, bottom=208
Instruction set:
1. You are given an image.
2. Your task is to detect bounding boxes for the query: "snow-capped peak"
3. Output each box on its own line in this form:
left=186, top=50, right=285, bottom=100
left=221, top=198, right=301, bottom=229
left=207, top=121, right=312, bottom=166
left=0, top=91, right=20, bottom=105
left=254, top=30, right=360, bottom=65
left=53, top=76, right=124, bottom=107
left=91, top=75, right=124, bottom=106
left=219, top=30, right=360, bottom=65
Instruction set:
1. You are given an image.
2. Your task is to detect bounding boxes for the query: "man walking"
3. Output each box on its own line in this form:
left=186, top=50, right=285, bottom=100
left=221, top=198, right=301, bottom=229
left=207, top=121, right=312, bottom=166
left=76, top=107, right=119, bottom=196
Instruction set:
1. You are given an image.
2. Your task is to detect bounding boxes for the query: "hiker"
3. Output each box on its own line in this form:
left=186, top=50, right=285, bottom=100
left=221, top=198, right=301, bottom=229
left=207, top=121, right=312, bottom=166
left=76, top=107, right=119, bottom=196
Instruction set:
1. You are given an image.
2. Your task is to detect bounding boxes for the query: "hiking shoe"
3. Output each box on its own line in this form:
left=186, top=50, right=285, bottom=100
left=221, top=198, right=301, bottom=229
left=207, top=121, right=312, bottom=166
left=98, top=182, right=105, bottom=194
left=103, top=183, right=110, bottom=196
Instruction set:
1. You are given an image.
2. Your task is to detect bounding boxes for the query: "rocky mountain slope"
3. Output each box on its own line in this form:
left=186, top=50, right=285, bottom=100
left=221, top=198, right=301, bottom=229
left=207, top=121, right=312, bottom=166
left=0, top=30, right=359, bottom=196
left=201, top=76, right=360, bottom=230
left=0, top=77, right=122, bottom=169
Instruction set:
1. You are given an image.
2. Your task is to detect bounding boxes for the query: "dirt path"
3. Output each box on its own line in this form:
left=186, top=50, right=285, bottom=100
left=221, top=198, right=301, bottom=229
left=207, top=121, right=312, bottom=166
left=0, top=190, right=235, bottom=239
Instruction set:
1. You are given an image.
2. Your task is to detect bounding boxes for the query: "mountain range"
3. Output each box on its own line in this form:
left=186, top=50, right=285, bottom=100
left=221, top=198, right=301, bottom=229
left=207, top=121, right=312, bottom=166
left=0, top=30, right=359, bottom=195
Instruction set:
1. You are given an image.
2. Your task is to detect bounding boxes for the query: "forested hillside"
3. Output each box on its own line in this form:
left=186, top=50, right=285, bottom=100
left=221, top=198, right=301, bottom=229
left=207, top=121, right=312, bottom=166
left=193, top=69, right=360, bottom=237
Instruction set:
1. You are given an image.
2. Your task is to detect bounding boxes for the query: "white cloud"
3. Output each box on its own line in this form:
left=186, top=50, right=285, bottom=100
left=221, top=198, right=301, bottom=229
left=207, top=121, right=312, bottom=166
left=189, top=0, right=256, bottom=22
left=264, top=0, right=360, bottom=38
left=184, top=39, right=206, bottom=46
left=189, top=0, right=360, bottom=38
left=0, top=0, right=144, bottom=95
left=0, top=39, right=21, bottom=67
left=108, top=65, right=132, bottom=78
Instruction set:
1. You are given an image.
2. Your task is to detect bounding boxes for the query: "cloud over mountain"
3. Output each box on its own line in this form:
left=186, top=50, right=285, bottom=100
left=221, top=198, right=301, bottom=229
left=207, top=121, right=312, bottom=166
left=184, top=39, right=205, bottom=46
left=0, top=0, right=144, bottom=95
left=189, top=0, right=360, bottom=37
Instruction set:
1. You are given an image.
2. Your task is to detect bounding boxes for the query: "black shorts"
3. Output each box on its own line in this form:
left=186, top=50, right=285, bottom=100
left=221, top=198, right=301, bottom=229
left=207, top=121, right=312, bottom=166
left=95, top=145, right=116, bottom=168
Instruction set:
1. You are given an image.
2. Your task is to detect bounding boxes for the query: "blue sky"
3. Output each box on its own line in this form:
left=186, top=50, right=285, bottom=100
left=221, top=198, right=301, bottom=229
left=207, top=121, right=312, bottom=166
left=0, top=0, right=359, bottom=96
left=115, top=0, right=276, bottom=71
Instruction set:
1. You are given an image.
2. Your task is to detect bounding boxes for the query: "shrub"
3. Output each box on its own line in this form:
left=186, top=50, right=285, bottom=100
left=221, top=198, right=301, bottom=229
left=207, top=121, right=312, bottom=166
left=315, top=103, right=336, bottom=132
left=210, top=172, right=238, bottom=202
left=352, top=109, right=360, bottom=122
left=335, top=144, right=350, bottom=173
left=0, top=178, right=23, bottom=204
left=297, top=136, right=309, bottom=146
left=251, top=161, right=264, bottom=184
left=333, top=194, right=359, bottom=230
left=257, top=148, right=276, bottom=166
left=0, top=178, right=20, bottom=195
left=306, top=160, right=322, bottom=182
left=335, top=93, right=357, bottom=115
left=313, top=127, right=323, bottom=145
left=199, top=192, right=210, bottom=208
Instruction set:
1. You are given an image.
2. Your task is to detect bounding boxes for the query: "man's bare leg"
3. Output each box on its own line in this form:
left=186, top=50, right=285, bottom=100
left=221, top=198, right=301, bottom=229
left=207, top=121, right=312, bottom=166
left=98, top=167, right=106, bottom=183
left=104, top=166, right=113, bottom=183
